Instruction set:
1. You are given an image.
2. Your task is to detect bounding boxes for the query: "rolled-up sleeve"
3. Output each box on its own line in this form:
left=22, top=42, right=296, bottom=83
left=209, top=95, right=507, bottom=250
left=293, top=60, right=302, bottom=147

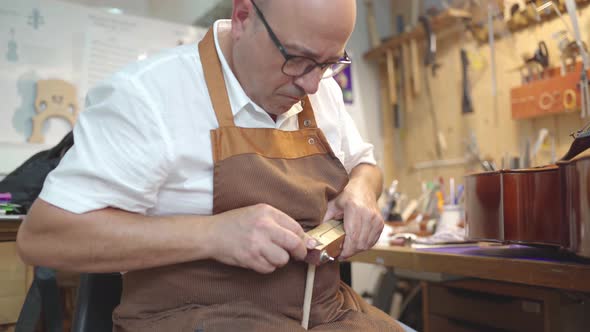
left=325, top=79, right=376, bottom=173
left=39, top=74, right=173, bottom=214
left=339, top=106, right=377, bottom=173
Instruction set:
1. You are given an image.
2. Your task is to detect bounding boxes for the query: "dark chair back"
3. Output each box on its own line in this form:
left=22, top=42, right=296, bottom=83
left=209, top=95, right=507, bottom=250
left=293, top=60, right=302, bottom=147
left=71, top=273, right=122, bottom=332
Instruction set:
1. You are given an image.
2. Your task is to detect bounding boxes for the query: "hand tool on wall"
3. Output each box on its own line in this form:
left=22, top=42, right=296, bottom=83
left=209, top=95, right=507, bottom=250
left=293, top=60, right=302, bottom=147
left=410, top=38, right=421, bottom=96
left=535, top=1, right=574, bottom=38
left=364, top=0, right=381, bottom=49
left=465, top=131, right=497, bottom=171
left=410, top=0, right=420, bottom=28
left=461, top=48, right=474, bottom=114
left=413, top=131, right=495, bottom=171
left=402, top=41, right=414, bottom=112
left=386, top=51, right=396, bottom=105
left=521, top=138, right=531, bottom=168
left=419, top=15, right=441, bottom=76
left=531, top=128, right=550, bottom=166
left=423, top=67, right=444, bottom=158
left=554, top=30, right=588, bottom=75
left=565, top=0, right=590, bottom=118
left=526, top=41, right=550, bottom=70
left=386, top=49, right=399, bottom=128
left=418, top=14, right=443, bottom=158
left=512, top=41, right=550, bottom=82
left=394, top=15, right=405, bottom=128
left=488, top=2, right=498, bottom=98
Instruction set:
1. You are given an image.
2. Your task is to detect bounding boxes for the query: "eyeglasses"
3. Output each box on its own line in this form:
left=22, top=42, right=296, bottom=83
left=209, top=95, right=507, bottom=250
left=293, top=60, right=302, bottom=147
left=250, top=0, right=351, bottom=79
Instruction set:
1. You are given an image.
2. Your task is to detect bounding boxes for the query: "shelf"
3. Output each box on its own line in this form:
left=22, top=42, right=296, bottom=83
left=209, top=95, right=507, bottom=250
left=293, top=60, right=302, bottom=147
left=363, top=8, right=471, bottom=61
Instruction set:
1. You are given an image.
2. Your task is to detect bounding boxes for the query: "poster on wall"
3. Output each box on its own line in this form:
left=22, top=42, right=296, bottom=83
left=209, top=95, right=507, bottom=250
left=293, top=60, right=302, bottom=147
left=81, top=9, right=205, bottom=97
left=335, top=65, right=353, bottom=104
left=0, top=0, right=86, bottom=146
left=0, top=0, right=205, bottom=174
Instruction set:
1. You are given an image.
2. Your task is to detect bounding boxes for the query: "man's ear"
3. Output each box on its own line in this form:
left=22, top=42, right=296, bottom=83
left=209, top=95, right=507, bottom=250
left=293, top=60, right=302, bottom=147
left=231, top=0, right=254, bottom=40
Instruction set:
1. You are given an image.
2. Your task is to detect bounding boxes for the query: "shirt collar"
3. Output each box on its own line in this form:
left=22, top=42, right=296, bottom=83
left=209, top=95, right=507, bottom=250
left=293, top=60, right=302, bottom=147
left=212, top=20, right=304, bottom=121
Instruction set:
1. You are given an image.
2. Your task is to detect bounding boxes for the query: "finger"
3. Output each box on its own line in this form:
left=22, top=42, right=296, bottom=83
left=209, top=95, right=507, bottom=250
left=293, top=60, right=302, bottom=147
left=260, top=242, right=290, bottom=268
left=340, top=205, right=360, bottom=259
left=322, top=201, right=342, bottom=222
left=252, top=254, right=277, bottom=274
left=370, top=216, right=385, bottom=247
left=266, top=221, right=309, bottom=260
left=359, top=213, right=383, bottom=250
left=270, top=210, right=317, bottom=250
left=270, top=208, right=305, bottom=238
left=356, top=211, right=374, bottom=250
left=358, top=208, right=383, bottom=249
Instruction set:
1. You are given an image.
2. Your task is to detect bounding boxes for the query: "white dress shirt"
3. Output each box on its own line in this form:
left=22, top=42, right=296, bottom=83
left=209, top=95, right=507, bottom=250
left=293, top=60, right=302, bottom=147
left=39, top=20, right=376, bottom=216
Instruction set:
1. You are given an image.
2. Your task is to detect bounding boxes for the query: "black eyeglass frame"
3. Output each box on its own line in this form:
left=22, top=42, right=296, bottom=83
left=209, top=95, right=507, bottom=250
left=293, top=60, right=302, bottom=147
left=250, top=0, right=351, bottom=78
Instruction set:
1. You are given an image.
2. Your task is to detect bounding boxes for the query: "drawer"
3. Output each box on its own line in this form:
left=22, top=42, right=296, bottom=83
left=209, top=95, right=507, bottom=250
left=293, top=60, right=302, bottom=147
left=428, top=284, right=544, bottom=332
left=429, top=314, right=514, bottom=332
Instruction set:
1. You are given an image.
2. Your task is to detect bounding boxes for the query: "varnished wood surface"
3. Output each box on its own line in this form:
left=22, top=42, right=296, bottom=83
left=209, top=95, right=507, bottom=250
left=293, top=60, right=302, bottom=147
left=350, top=244, right=590, bottom=293
left=0, top=216, right=22, bottom=242
left=559, top=156, right=590, bottom=258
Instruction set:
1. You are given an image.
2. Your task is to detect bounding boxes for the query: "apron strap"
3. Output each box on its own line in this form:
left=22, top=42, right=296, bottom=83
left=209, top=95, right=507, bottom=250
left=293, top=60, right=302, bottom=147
left=298, top=96, right=318, bottom=129
left=199, top=27, right=321, bottom=129
left=198, top=28, right=235, bottom=127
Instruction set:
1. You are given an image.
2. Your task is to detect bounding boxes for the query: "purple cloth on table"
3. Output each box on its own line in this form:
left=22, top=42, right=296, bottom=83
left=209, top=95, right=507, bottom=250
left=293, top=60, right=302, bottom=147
left=0, top=192, right=11, bottom=201
left=417, top=244, right=590, bottom=265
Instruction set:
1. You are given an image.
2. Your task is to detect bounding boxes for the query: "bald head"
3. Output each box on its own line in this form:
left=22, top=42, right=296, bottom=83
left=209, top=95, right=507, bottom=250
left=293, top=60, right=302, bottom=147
left=259, top=0, right=356, bottom=50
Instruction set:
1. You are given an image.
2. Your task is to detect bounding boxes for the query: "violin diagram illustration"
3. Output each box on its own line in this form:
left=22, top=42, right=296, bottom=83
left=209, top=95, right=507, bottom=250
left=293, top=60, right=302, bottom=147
left=6, top=28, right=18, bottom=62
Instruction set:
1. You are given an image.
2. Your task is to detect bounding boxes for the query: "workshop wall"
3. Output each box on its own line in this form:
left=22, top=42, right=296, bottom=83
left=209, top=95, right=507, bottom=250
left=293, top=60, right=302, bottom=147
left=376, top=4, right=590, bottom=199
left=0, top=0, right=209, bottom=176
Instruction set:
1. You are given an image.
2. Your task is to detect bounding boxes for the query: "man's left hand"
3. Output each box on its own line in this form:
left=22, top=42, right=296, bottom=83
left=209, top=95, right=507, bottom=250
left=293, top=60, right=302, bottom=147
left=323, top=175, right=384, bottom=259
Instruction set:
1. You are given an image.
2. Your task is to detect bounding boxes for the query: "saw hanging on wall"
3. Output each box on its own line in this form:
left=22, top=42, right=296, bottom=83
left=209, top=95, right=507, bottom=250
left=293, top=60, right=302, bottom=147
left=419, top=15, right=445, bottom=158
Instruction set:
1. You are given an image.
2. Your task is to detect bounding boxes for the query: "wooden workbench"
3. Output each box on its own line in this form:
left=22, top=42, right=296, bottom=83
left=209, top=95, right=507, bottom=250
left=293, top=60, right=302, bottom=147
left=0, top=215, right=22, bottom=241
left=350, top=243, right=590, bottom=293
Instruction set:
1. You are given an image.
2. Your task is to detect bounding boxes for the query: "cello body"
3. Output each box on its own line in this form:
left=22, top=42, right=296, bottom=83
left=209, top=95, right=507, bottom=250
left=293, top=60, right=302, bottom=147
left=465, top=166, right=568, bottom=248
left=465, top=126, right=590, bottom=257
left=558, top=156, right=590, bottom=258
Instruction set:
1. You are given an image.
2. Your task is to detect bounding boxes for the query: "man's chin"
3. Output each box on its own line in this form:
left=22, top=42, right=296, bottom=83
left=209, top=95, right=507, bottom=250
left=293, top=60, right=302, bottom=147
left=268, top=103, right=295, bottom=116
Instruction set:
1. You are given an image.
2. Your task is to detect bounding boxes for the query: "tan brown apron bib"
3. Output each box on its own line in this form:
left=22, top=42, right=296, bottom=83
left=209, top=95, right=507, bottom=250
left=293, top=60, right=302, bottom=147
left=112, top=28, right=403, bottom=332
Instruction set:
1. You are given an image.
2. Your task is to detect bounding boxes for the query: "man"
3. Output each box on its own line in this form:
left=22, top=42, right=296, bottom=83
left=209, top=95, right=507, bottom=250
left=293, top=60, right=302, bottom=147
left=17, top=0, right=411, bottom=331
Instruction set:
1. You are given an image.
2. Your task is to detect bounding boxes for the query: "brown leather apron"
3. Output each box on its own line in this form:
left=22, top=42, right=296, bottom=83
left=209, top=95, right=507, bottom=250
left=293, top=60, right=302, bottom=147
left=112, top=28, right=403, bottom=332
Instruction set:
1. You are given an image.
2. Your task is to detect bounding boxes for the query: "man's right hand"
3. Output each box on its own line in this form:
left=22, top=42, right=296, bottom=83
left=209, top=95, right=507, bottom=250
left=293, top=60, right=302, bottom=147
left=206, top=204, right=318, bottom=274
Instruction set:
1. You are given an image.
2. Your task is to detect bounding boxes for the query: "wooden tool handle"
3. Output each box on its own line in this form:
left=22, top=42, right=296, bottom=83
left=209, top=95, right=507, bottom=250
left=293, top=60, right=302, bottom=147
left=364, top=0, right=381, bottom=48
left=402, top=42, right=413, bottom=111
left=386, top=50, right=397, bottom=105
left=410, top=39, right=421, bottom=96
left=301, top=264, right=316, bottom=330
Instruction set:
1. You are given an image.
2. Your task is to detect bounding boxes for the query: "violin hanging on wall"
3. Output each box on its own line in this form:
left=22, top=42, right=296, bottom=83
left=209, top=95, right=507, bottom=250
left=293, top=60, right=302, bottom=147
left=465, top=125, right=590, bottom=258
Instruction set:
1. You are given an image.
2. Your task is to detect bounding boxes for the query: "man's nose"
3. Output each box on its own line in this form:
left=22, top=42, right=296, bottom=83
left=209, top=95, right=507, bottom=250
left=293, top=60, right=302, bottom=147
left=293, top=67, right=323, bottom=95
